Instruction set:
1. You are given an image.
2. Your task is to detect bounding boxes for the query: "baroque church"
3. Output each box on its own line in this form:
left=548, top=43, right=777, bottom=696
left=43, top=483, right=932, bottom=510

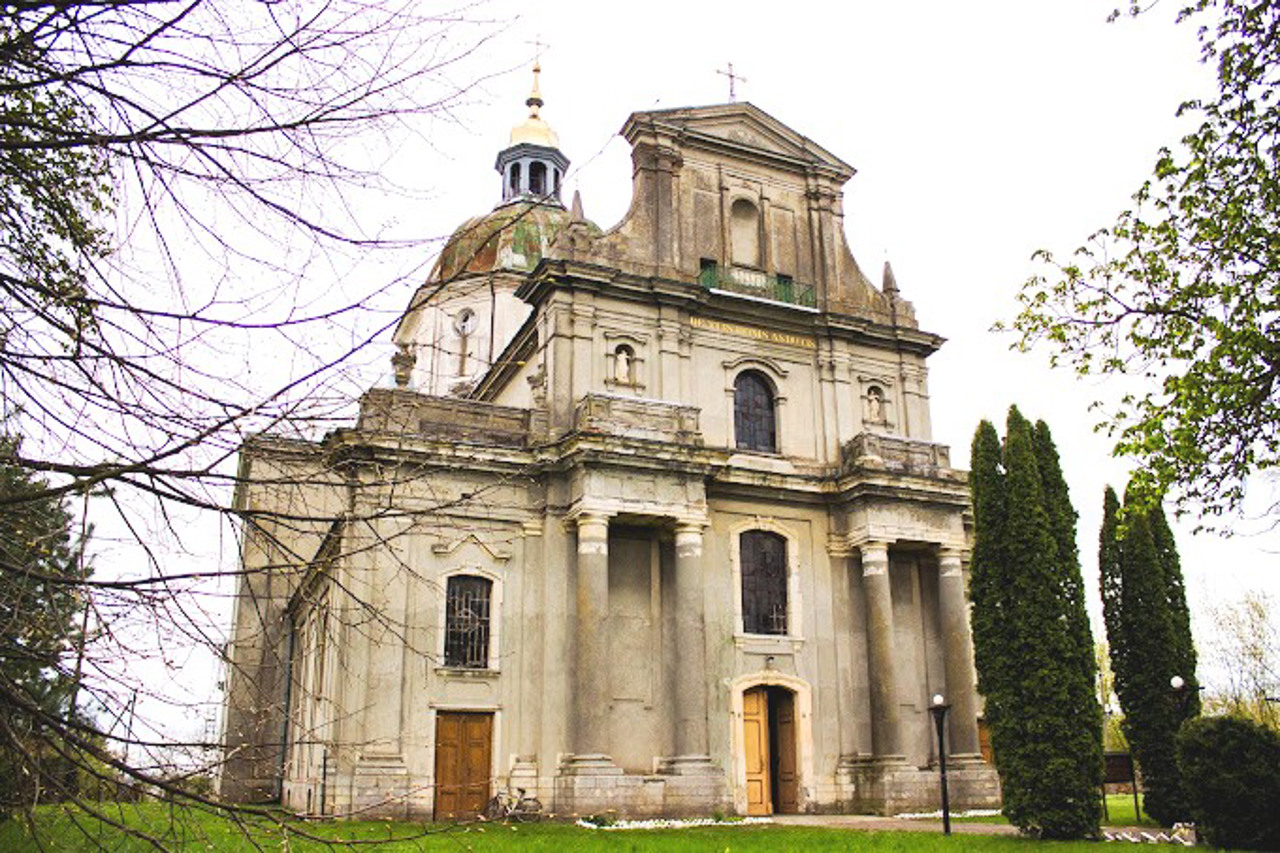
left=218, top=66, right=1000, bottom=819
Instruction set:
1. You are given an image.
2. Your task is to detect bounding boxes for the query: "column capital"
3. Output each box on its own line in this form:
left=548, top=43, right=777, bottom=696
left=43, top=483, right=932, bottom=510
left=859, top=540, right=890, bottom=576
left=937, top=545, right=966, bottom=577
left=673, top=517, right=708, bottom=534
left=574, top=511, right=610, bottom=554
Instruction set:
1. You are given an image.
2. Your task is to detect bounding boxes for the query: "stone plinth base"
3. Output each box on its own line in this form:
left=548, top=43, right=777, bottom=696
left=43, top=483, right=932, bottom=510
left=554, top=754, right=728, bottom=818
left=656, top=754, right=719, bottom=776
left=349, top=756, right=411, bottom=818
left=840, top=754, right=1000, bottom=815
left=560, top=753, right=624, bottom=776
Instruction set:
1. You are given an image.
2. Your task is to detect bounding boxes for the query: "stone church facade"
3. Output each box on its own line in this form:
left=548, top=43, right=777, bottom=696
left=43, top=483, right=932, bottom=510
left=219, top=71, right=1000, bottom=819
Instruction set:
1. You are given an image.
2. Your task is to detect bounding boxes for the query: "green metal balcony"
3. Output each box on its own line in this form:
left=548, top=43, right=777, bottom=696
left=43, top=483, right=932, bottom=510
left=698, top=260, right=816, bottom=308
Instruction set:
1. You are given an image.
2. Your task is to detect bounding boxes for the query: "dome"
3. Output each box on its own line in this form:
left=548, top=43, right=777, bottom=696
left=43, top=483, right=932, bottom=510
left=432, top=201, right=600, bottom=282
left=509, top=114, right=559, bottom=148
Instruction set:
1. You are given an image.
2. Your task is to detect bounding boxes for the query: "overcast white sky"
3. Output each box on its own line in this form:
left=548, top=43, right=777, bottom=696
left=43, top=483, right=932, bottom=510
left=108, top=1, right=1278, bottom=748
left=422, top=1, right=1275, bottom=670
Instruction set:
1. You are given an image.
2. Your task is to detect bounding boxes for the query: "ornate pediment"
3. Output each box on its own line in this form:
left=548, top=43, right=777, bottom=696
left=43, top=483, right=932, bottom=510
left=622, top=102, right=854, bottom=179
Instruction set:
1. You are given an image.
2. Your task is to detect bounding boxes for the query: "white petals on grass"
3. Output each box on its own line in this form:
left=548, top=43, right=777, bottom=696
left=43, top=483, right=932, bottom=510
left=575, top=817, right=774, bottom=830
left=894, top=809, right=1002, bottom=820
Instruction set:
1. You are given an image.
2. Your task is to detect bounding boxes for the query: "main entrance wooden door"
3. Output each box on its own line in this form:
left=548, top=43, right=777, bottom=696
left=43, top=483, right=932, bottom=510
left=433, top=712, right=492, bottom=819
left=743, top=686, right=798, bottom=815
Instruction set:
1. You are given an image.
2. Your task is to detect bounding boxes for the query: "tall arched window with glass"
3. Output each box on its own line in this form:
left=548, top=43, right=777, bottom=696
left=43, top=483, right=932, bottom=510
left=734, top=371, right=777, bottom=452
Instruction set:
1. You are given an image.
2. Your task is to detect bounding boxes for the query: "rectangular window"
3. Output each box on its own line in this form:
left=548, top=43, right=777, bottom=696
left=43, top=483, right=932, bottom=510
left=444, top=576, right=492, bottom=668
left=741, top=531, right=788, bottom=635
left=699, top=258, right=718, bottom=289
left=775, top=274, right=794, bottom=303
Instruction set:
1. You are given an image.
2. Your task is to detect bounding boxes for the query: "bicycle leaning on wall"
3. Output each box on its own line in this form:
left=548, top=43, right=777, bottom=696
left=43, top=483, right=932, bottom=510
left=482, top=787, right=543, bottom=822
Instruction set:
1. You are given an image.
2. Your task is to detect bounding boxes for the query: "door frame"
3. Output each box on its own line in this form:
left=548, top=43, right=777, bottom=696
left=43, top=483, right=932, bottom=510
left=729, top=672, right=813, bottom=815
left=429, top=705, right=502, bottom=819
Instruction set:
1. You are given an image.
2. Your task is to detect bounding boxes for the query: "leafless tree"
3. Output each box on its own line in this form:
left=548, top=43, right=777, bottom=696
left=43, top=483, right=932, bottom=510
left=1204, top=591, right=1280, bottom=731
left=0, top=0, right=517, bottom=844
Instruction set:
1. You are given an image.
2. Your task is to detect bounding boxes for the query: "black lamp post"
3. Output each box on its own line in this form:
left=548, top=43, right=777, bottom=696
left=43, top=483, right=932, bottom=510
left=1169, top=674, right=1202, bottom=715
left=929, top=693, right=952, bottom=835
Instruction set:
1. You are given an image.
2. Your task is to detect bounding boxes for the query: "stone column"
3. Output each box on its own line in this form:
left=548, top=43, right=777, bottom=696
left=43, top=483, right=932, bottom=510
left=861, top=541, right=902, bottom=757
left=671, top=521, right=713, bottom=768
left=937, top=547, right=982, bottom=756
left=573, top=512, right=613, bottom=763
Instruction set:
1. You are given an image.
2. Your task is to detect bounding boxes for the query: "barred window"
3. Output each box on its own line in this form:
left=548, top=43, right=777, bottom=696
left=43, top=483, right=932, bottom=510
left=741, top=531, right=788, bottom=635
left=444, top=576, right=492, bottom=668
left=734, top=371, right=777, bottom=452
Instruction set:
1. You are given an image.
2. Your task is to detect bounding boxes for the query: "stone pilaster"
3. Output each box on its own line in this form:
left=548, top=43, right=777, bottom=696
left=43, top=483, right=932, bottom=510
left=861, top=541, right=902, bottom=758
left=937, top=547, right=981, bottom=757
left=570, top=512, right=617, bottom=768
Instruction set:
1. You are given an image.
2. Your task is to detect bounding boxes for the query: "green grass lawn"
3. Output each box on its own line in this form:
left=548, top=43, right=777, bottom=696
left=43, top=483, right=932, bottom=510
left=950, top=794, right=1160, bottom=829
left=1100, top=792, right=1159, bottom=828
left=2, top=799, right=1187, bottom=850
left=0, top=801, right=1177, bottom=852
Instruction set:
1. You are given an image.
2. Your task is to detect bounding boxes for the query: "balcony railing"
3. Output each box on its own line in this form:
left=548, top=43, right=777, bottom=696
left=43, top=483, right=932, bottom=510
left=698, top=261, right=816, bottom=308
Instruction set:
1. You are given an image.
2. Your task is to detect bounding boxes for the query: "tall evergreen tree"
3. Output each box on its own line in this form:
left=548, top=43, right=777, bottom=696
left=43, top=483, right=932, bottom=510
left=1149, top=505, right=1199, bottom=717
left=969, top=419, right=1008, bottom=719
left=1033, top=420, right=1101, bottom=722
left=1099, top=488, right=1126, bottom=699
left=968, top=408, right=1102, bottom=839
left=1099, top=486, right=1195, bottom=825
left=0, top=435, right=89, bottom=815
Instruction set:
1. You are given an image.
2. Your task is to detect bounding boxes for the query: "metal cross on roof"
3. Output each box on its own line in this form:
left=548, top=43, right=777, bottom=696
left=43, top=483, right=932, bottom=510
left=717, top=62, right=747, bottom=102
left=526, top=35, right=549, bottom=65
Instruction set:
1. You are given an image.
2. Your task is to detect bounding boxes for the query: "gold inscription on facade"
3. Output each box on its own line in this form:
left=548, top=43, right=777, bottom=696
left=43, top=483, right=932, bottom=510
left=689, top=316, right=815, bottom=349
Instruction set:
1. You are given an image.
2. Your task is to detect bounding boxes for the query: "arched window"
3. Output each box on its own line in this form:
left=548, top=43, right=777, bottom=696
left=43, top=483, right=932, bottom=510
left=509, top=163, right=522, bottom=195
left=740, top=531, right=787, bottom=635
left=444, top=575, right=492, bottom=668
left=734, top=370, right=776, bottom=452
left=553, top=168, right=561, bottom=198
left=529, top=162, right=546, bottom=196
left=730, top=198, right=761, bottom=268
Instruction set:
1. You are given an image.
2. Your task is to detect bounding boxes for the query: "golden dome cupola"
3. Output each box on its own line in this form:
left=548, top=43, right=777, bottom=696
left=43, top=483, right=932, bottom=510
left=496, top=61, right=569, bottom=206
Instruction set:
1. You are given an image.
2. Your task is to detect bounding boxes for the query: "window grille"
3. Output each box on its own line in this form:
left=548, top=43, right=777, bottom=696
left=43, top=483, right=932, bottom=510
left=741, top=530, right=788, bottom=635
left=444, top=576, right=492, bottom=668
left=734, top=371, right=777, bottom=452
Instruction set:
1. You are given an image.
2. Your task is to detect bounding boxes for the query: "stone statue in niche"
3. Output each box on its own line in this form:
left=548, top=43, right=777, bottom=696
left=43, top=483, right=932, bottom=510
left=865, top=385, right=885, bottom=422
left=614, top=344, right=634, bottom=384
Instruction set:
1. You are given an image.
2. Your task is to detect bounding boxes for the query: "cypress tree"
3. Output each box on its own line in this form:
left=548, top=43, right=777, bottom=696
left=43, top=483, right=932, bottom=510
left=968, top=408, right=1102, bottom=839
left=1149, top=505, right=1199, bottom=717
left=1033, top=422, right=1101, bottom=709
left=968, top=419, right=1008, bottom=724
left=1032, top=420, right=1104, bottom=821
left=1099, top=488, right=1126, bottom=696
left=1100, top=488, right=1196, bottom=825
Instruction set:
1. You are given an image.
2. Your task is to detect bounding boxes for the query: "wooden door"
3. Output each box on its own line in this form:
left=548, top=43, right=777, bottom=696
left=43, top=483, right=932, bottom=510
left=774, top=690, right=799, bottom=813
left=743, top=687, right=772, bottom=815
left=433, top=712, right=492, bottom=819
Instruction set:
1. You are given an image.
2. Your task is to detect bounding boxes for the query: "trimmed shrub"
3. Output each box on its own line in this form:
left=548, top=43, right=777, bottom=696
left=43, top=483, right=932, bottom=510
left=1176, top=715, right=1280, bottom=850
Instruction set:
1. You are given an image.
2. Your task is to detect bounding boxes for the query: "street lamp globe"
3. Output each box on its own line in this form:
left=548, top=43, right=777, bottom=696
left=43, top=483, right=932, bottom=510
left=1170, top=675, right=1185, bottom=691
left=932, top=693, right=946, bottom=707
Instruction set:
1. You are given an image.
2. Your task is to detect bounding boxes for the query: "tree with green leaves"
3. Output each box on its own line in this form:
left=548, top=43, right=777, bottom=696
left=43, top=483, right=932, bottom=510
left=969, top=408, right=1103, bottom=839
left=0, top=435, right=91, bottom=817
left=1099, top=486, right=1197, bottom=825
left=1008, top=0, right=1280, bottom=523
